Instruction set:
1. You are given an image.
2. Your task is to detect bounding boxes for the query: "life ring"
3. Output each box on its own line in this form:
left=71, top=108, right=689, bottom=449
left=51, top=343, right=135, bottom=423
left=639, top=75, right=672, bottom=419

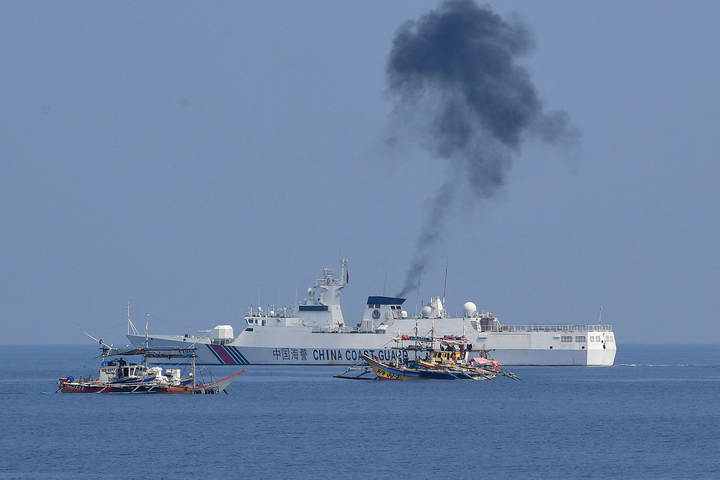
left=372, top=309, right=380, bottom=320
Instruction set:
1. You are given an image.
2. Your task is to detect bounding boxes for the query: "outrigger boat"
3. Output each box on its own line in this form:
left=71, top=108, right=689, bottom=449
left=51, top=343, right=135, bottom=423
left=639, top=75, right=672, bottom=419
left=361, top=354, right=496, bottom=380
left=58, top=344, right=245, bottom=394
left=335, top=330, right=520, bottom=381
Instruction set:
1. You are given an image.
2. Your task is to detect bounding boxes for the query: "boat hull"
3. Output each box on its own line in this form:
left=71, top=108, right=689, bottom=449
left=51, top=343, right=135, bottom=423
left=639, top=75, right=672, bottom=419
left=58, top=370, right=245, bottom=394
left=362, top=355, right=494, bottom=380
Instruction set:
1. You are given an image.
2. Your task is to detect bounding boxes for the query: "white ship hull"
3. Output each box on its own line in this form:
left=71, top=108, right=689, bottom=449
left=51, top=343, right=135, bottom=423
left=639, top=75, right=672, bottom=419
left=129, top=321, right=616, bottom=366
left=127, top=259, right=617, bottom=366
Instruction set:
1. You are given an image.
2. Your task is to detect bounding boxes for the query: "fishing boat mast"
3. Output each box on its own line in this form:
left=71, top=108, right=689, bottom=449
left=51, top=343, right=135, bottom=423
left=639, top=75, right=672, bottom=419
left=192, top=353, right=197, bottom=388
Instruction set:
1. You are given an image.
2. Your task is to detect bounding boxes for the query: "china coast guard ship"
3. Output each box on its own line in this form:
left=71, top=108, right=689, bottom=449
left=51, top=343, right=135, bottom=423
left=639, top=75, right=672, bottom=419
left=127, top=259, right=617, bottom=366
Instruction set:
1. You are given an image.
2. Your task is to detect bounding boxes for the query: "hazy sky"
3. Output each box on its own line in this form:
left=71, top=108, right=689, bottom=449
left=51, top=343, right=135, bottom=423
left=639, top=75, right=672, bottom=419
left=2, top=1, right=719, bottom=345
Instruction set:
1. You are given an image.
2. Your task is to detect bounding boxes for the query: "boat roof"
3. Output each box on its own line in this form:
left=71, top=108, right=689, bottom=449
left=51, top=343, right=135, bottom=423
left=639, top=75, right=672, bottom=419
left=366, top=296, right=405, bottom=305
left=103, top=346, right=198, bottom=358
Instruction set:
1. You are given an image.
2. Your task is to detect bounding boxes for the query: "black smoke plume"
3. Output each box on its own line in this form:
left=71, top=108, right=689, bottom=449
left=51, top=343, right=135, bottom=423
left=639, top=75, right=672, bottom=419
left=389, top=0, right=579, bottom=297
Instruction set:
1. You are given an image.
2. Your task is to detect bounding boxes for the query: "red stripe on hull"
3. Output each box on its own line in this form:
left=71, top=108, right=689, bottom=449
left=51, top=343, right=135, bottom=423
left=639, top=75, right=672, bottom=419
left=209, top=345, right=238, bottom=365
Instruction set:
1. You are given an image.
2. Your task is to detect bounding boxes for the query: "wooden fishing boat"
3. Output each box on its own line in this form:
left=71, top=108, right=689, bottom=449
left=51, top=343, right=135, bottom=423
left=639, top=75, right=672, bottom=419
left=416, top=343, right=521, bottom=380
left=335, top=324, right=520, bottom=381
left=361, top=354, right=496, bottom=380
left=58, top=345, right=245, bottom=394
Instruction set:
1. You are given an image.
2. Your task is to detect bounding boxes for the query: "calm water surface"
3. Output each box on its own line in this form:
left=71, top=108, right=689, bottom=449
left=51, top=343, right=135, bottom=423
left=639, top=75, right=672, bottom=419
left=1, top=344, right=719, bottom=479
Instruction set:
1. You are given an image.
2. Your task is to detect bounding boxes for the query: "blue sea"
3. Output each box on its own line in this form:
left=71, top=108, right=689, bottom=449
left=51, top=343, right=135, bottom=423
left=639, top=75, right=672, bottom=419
left=1, top=344, right=718, bottom=479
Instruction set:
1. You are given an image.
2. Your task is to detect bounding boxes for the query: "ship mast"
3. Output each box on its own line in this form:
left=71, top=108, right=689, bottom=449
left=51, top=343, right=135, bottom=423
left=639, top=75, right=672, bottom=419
left=144, top=313, right=149, bottom=370
left=339, top=257, right=348, bottom=285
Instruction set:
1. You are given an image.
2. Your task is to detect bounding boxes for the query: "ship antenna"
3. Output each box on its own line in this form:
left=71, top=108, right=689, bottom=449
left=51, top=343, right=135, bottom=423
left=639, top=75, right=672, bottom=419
left=339, top=257, right=348, bottom=285
left=598, top=306, right=603, bottom=325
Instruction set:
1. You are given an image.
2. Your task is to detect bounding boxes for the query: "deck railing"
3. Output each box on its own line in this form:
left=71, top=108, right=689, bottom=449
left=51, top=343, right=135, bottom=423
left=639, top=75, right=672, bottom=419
left=479, top=324, right=613, bottom=333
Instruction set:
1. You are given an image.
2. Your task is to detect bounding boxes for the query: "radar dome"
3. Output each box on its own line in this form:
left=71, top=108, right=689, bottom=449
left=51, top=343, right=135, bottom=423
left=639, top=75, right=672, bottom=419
left=463, top=302, right=478, bottom=318
left=422, top=306, right=432, bottom=318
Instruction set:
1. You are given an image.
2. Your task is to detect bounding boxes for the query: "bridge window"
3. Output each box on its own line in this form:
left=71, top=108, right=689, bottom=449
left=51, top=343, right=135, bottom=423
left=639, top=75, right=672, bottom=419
left=575, top=336, right=586, bottom=343
left=561, top=336, right=573, bottom=343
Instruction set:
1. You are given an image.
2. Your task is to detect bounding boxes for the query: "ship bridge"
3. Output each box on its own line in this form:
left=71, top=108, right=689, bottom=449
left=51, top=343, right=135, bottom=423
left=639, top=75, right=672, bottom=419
left=359, top=296, right=407, bottom=333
